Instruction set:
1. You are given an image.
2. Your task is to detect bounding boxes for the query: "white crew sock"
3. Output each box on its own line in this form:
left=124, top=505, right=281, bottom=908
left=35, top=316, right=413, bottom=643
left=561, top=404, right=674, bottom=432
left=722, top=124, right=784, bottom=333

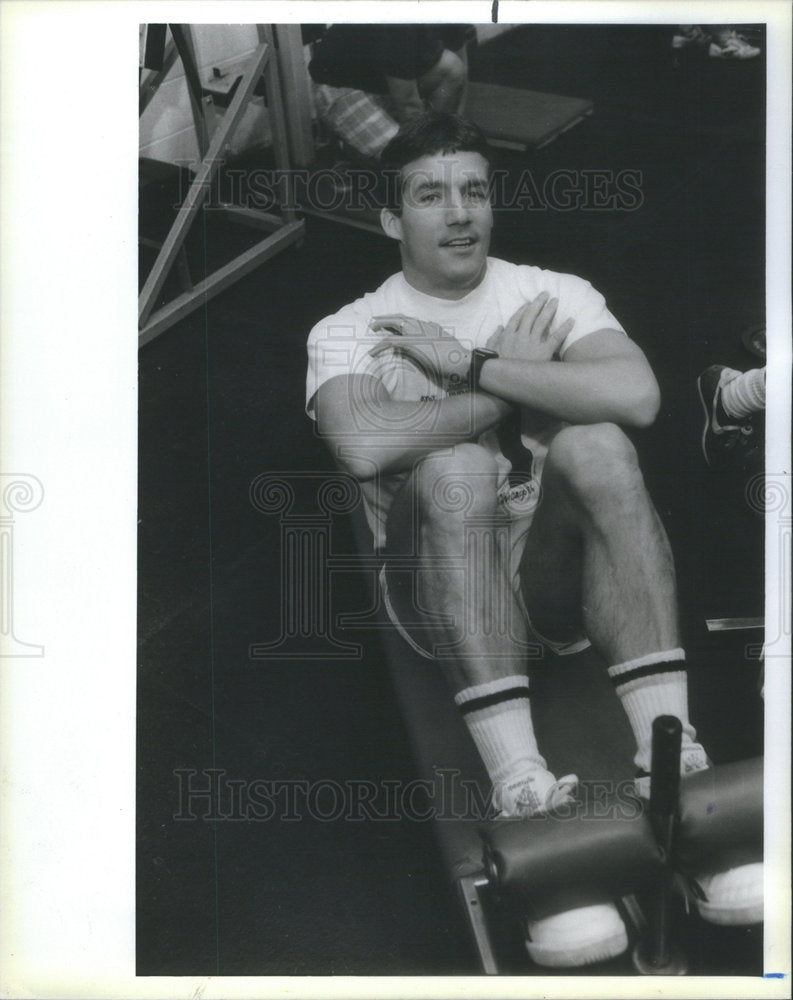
left=455, top=675, right=564, bottom=815
left=721, top=367, right=766, bottom=419
left=607, top=648, right=707, bottom=774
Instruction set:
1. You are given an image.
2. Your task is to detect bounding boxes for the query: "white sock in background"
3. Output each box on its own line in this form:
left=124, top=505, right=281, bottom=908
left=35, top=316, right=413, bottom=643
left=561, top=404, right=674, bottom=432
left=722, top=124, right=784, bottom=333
left=721, top=367, right=766, bottom=419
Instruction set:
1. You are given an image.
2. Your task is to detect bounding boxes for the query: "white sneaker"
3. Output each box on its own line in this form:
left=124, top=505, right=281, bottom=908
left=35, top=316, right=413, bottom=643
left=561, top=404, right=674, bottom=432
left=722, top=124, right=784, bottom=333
left=635, top=757, right=764, bottom=927
left=503, top=776, right=629, bottom=967
left=634, top=741, right=710, bottom=799
left=709, top=31, right=761, bottom=60
left=498, top=772, right=578, bottom=818
left=526, top=902, right=629, bottom=968
left=671, top=25, right=710, bottom=50
left=691, top=863, right=764, bottom=925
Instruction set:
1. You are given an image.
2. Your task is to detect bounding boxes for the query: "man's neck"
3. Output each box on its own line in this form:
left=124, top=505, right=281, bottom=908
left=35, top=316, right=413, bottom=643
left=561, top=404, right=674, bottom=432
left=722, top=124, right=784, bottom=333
left=400, top=262, right=488, bottom=301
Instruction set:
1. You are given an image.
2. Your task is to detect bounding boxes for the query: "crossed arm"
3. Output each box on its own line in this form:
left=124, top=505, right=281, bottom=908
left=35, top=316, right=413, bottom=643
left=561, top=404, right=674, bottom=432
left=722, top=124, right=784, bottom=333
left=478, top=331, right=661, bottom=427
left=314, top=294, right=660, bottom=482
left=316, top=374, right=512, bottom=481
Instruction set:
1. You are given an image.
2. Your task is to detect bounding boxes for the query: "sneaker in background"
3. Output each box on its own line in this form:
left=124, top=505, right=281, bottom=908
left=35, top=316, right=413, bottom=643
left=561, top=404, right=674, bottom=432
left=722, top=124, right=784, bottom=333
left=697, top=365, right=758, bottom=470
left=671, top=25, right=711, bottom=50
left=709, top=30, right=761, bottom=60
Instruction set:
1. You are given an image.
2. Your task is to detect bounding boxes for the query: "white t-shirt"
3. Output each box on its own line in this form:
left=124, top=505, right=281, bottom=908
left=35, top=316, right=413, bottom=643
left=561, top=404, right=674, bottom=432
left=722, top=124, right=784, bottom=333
left=306, top=257, right=626, bottom=548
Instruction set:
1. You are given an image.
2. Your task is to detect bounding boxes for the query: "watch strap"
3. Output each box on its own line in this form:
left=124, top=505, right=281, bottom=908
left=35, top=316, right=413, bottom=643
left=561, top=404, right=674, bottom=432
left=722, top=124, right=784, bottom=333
left=470, top=348, right=499, bottom=390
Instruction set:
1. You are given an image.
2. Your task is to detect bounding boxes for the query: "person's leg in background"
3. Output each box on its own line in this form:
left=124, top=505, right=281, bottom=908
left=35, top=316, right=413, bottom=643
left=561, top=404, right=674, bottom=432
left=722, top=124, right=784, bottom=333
left=671, top=25, right=711, bottom=51
left=311, top=83, right=399, bottom=164
left=417, top=48, right=468, bottom=116
left=671, top=24, right=761, bottom=60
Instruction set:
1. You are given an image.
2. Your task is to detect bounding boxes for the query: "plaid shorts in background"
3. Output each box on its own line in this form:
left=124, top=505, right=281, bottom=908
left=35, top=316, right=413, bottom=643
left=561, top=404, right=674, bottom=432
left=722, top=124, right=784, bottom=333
left=312, top=83, right=400, bottom=160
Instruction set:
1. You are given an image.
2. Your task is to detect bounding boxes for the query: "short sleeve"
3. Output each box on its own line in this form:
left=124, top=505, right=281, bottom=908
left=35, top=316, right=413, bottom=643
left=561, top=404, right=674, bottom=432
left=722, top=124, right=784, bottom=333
left=306, top=298, right=446, bottom=420
left=551, top=272, right=626, bottom=357
left=511, top=266, right=626, bottom=358
left=306, top=305, right=376, bottom=419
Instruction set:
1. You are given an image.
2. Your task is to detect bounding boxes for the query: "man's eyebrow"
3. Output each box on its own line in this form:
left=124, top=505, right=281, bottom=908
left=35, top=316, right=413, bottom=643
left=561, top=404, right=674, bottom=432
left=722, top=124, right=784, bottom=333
left=411, top=178, right=444, bottom=192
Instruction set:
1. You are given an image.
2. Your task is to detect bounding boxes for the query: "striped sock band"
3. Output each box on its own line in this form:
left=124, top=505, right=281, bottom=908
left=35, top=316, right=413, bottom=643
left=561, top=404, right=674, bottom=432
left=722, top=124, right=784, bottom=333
left=454, top=674, right=532, bottom=715
left=455, top=675, right=548, bottom=800
left=608, top=648, right=699, bottom=772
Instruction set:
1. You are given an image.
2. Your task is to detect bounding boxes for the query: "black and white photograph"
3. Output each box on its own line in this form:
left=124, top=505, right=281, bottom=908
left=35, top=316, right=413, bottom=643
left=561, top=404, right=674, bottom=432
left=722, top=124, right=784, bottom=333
left=2, top=1, right=791, bottom=996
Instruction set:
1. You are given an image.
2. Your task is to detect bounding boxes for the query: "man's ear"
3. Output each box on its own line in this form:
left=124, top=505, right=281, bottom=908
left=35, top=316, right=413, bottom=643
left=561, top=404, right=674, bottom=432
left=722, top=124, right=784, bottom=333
left=380, top=207, right=403, bottom=242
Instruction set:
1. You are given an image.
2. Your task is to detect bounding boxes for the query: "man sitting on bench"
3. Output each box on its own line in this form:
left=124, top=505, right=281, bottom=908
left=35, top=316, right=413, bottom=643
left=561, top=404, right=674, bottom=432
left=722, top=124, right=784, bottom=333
left=305, top=112, right=763, bottom=968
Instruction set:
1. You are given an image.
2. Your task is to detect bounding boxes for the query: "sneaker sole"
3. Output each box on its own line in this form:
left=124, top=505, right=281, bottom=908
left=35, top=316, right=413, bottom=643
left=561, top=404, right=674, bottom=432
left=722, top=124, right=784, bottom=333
left=709, top=45, right=760, bottom=60
left=696, top=897, right=763, bottom=926
left=526, top=923, right=629, bottom=968
left=524, top=906, right=628, bottom=969
left=691, top=861, right=764, bottom=926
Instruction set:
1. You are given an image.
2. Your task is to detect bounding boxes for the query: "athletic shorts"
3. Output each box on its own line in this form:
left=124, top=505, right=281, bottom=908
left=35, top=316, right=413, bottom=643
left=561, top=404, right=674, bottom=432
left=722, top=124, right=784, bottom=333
left=379, top=511, right=591, bottom=660
left=311, top=83, right=399, bottom=160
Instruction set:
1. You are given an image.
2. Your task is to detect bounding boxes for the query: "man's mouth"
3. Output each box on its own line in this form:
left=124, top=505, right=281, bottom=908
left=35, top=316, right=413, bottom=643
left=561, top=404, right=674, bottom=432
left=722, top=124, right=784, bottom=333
left=441, top=236, right=478, bottom=248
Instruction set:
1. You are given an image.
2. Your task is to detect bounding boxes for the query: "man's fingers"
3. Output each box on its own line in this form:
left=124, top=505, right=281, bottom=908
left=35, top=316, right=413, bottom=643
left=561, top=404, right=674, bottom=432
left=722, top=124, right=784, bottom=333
left=514, top=292, right=549, bottom=319
left=368, top=335, right=436, bottom=358
left=507, top=294, right=546, bottom=335
left=504, top=300, right=533, bottom=335
left=535, top=296, right=559, bottom=339
left=552, top=317, right=575, bottom=344
left=372, top=314, right=409, bottom=324
left=371, top=314, right=442, bottom=338
left=486, top=325, right=504, bottom=349
left=370, top=318, right=406, bottom=335
left=504, top=302, right=528, bottom=337
left=516, top=292, right=551, bottom=335
left=368, top=337, right=400, bottom=357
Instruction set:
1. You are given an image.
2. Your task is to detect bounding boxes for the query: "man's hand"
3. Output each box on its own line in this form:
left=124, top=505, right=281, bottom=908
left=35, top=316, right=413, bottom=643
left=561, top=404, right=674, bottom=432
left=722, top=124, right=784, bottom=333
left=369, top=314, right=472, bottom=393
left=487, top=293, right=575, bottom=363
left=385, top=77, right=426, bottom=122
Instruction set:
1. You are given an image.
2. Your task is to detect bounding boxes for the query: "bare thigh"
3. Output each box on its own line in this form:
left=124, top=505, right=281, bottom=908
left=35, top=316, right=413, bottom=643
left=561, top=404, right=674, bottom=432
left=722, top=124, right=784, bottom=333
left=383, top=465, right=420, bottom=557
left=382, top=446, right=505, bottom=644
left=519, top=460, right=584, bottom=645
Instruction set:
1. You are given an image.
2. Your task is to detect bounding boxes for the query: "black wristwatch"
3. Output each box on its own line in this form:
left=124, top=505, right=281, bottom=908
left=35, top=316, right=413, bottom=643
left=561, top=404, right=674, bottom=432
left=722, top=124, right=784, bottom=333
left=469, top=348, right=499, bottom=390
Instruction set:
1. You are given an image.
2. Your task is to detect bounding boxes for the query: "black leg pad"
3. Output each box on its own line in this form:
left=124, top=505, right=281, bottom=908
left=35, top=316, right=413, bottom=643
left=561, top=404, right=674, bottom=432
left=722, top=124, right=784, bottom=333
left=673, top=757, right=763, bottom=876
left=481, top=801, right=664, bottom=920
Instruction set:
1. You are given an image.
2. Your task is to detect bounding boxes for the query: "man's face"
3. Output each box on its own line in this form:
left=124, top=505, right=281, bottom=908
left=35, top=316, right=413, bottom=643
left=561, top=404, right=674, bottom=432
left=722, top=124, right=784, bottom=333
left=381, top=151, right=493, bottom=300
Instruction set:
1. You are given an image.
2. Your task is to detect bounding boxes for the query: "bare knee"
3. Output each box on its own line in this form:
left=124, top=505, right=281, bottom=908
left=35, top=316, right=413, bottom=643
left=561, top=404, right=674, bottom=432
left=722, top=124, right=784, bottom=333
left=436, top=50, right=466, bottom=90
left=414, top=444, right=499, bottom=527
left=420, top=50, right=466, bottom=103
left=546, top=423, right=642, bottom=502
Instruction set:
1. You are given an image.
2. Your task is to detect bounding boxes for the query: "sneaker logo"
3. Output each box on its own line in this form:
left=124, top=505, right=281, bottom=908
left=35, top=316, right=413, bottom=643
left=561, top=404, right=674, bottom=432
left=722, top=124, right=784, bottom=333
left=513, top=782, right=542, bottom=815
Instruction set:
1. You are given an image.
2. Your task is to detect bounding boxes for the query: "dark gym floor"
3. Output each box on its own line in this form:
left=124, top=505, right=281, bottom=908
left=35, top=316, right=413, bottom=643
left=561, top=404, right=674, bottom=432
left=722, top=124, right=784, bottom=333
left=138, top=25, right=766, bottom=976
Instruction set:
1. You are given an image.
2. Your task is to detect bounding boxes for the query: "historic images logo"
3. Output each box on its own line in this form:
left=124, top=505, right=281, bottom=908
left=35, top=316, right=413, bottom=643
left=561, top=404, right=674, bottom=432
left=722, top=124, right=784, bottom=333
left=1, top=474, right=44, bottom=657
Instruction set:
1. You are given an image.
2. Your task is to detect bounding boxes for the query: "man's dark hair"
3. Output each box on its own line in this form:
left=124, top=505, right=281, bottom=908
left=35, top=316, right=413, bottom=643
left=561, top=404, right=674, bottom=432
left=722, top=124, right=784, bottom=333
left=380, top=111, right=493, bottom=212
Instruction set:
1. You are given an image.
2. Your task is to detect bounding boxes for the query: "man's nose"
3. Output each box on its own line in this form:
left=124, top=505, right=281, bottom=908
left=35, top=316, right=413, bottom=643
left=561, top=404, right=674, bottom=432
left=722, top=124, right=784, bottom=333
left=445, top=193, right=471, bottom=224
